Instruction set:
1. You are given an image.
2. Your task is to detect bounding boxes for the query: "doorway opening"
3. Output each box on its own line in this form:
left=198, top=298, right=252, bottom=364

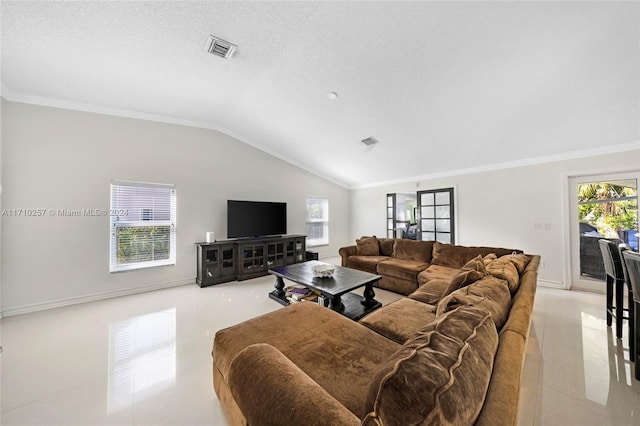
left=386, top=187, right=455, bottom=243
left=569, top=172, right=639, bottom=292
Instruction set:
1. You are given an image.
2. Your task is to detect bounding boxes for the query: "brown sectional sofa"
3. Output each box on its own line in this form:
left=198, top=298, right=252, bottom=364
left=339, top=237, right=522, bottom=296
left=213, top=239, right=540, bottom=425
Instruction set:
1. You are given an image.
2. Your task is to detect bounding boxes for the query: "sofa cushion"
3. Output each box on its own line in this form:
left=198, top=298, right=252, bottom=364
left=443, top=255, right=488, bottom=296
left=417, top=264, right=460, bottom=286
left=356, top=236, right=380, bottom=256
left=377, top=258, right=430, bottom=282
left=408, top=279, right=450, bottom=304
left=431, top=241, right=522, bottom=269
left=362, top=306, right=499, bottom=426
left=508, top=253, right=530, bottom=273
left=377, top=276, right=419, bottom=296
left=436, top=276, right=512, bottom=329
left=391, top=239, right=434, bottom=262
left=486, top=256, right=521, bottom=295
left=359, top=298, right=437, bottom=344
left=213, top=302, right=400, bottom=418
left=347, top=255, right=391, bottom=274
left=378, top=238, right=395, bottom=256
left=483, top=253, right=497, bottom=266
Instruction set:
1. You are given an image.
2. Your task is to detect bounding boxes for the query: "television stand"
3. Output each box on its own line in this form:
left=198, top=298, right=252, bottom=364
left=195, top=235, right=306, bottom=286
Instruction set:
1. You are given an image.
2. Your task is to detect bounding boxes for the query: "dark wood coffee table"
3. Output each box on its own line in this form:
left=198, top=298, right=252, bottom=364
left=268, top=261, right=382, bottom=320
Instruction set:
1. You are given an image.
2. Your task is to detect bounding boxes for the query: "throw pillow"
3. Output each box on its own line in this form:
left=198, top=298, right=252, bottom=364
left=436, top=276, right=512, bottom=330
left=508, top=253, right=530, bottom=273
left=356, top=236, right=380, bottom=256
left=362, top=306, right=498, bottom=426
left=442, top=255, right=488, bottom=296
left=378, top=238, right=395, bottom=256
left=431, top=241, right=524, bottom=269
left=483, top=253, right=497, bottom=266
left=486, top=256, right=520, bottom=294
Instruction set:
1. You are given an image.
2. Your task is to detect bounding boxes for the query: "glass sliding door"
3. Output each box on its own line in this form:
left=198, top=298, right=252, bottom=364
left=569, top=172, right=639, bottom=292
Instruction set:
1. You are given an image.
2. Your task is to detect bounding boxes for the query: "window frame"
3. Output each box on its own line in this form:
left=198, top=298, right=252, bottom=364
left=110, top=180, right=176, bottom=272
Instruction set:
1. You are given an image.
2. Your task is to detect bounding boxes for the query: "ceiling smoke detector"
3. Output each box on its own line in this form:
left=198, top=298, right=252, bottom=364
left=205, top=35, right=237, bottom=59
left=361, top=137, right=380, bottom=147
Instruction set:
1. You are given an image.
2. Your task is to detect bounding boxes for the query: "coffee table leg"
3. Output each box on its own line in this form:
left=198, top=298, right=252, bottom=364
left=329, top=295, right=344, bottom=312
left=274, top=276, right=285, bottom=297
left=361, top=283, right=379, bottom=308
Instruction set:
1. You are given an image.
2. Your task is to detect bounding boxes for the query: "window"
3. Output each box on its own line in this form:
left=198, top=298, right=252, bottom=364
left=110, top=181, right=176, bottom=272
left=306, top=197, right=329, bottom=246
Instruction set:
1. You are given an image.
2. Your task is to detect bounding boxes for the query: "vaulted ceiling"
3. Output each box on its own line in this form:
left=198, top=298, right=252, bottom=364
left=2, top=1, right=639, bottom=188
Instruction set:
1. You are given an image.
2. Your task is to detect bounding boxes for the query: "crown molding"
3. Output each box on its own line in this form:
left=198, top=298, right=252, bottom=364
left=0, top=85, right=351, bottom=189
left=3, top=85, right=637, bottom=192
left=352, top=140, right=640, bottom=190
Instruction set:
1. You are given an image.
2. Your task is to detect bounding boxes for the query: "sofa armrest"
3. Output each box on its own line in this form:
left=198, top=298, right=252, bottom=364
left=229, top=343, right=361, bottom=426
left=339, top=245, right=358, bottom=267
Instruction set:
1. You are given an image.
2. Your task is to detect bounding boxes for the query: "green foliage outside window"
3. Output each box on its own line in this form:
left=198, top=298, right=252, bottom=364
left=578, top=183, right=638, bottom=238
left=116, top=226, right=170, bottom=264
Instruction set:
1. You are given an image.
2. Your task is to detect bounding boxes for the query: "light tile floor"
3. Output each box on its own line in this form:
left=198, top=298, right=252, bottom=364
left=1, top=273, right=639, bottom=425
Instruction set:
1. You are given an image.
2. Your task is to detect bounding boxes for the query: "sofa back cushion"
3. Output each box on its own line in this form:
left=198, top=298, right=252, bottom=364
left=378, top=238, right=395, bottom=256
left=507, top=253, right=530, bottom=273
left=356, top=236, right=380, bottom=256
left=362, top=306, right=498, bottom=426
left=436, top=276, right=512, bottom=330
left=485, top=253, right=529, bottom=295
left=431, top=241, right=522, bottom=269
left=392, top=239, right=434, bottom=262
left=483, top=253, right=497, bottom=266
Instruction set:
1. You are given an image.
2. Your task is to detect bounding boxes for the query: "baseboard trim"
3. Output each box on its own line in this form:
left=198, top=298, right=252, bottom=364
left=537, top=279, right=565, bottom=289
left=1, top=278, right=196, bottom=317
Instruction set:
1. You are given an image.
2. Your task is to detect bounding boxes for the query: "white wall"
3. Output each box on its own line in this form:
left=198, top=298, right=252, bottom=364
left=0, top=97, right=3, bottom=317
left=1, top=100, right=351, bottom=315
left=351, top=149, right=640, bottom=288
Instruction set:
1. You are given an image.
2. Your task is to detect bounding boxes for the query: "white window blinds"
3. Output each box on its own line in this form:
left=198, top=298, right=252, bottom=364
left=306, top=197, right=329, bottom=247
left=110, top=181, right=176, bottom=272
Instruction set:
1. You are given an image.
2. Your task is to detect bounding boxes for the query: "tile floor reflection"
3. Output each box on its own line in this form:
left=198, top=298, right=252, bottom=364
left=1, top=273, right=639, bottom=425
left=107, top=308, right=177, bottom=414
left=518, top=286, right=640, bottom=425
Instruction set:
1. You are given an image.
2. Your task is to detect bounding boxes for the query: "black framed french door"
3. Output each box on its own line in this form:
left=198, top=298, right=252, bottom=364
left=417, top=188, right=455, bottom=243
left=386, top=193, right=397, bottom=238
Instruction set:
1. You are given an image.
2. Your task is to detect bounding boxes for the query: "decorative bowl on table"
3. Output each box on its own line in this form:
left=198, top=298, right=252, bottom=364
left=312, top=263, right=335, bottom=278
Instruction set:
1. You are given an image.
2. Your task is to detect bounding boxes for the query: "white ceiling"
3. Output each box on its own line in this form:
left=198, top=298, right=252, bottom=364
left=2, top=1, right=639, bottom=188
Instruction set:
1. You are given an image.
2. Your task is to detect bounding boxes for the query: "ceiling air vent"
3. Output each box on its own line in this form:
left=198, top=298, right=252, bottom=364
left=361, top=137, right=380, bottom=147
left=205, top=35, right=237, bottom=59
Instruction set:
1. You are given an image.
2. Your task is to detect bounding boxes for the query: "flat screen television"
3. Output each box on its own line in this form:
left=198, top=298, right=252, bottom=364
left=227, top=200, right=287, bottom=239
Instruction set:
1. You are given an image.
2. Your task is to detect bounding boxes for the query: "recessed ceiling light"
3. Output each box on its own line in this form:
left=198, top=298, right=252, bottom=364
left=327, top=91, right=338, bottom=100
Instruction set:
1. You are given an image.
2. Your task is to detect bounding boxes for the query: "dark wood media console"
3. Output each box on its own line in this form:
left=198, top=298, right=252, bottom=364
left=196, top=235, right=306, bottom=287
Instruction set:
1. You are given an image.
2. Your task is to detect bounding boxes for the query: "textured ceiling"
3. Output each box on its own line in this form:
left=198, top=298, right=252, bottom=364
left=2, top=1, right=639, bottom=188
